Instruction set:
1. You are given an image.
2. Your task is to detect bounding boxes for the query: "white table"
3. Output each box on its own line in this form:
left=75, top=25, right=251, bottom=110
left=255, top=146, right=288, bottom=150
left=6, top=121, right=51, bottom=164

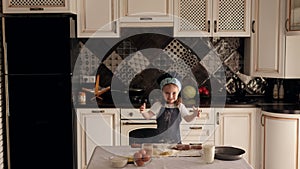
left=87, top=146, right=254, bottom=169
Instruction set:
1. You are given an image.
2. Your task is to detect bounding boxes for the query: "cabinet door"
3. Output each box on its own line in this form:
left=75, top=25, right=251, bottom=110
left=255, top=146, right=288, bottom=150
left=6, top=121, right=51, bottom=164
left=2, top=0, right=76, bottom=13
left=285, top=35, right=300, bottom=78
left=250, top=0, right=286, bottom=78
left=77, top=0, right=119, bottom=37
left=287, top=0, right=300, bottom=32
left=215, top=108, right=256, bottom=167
left=120, top=0, right=173, bottom=26
left=262, top=114, right=298, bottom=169
left=174, top=0, right=212, bottom=37
left=77, top=108, right=120, bottom=169
left=174, top=0, right=250, bottom=37
left=213, top=0, right=251, bottom=37
left=180, top=124, right=215, bottom=144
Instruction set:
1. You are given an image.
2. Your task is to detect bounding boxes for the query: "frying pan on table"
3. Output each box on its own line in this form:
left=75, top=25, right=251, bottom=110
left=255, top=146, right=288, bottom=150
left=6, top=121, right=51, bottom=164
left=214, top=146, right=245, bottom=161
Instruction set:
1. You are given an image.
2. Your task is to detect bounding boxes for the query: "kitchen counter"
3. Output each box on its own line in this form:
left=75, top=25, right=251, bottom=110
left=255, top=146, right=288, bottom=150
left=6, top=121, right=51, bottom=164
left=86, top=146, right=254, bottom=169
left=261, top=104, right=300, bottom=114
left=74, top=96, right=300, bottom=111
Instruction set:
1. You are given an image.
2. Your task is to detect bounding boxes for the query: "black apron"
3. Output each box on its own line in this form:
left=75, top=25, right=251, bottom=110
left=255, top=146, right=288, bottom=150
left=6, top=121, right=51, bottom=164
left=155, top=106, right=182, bottom=144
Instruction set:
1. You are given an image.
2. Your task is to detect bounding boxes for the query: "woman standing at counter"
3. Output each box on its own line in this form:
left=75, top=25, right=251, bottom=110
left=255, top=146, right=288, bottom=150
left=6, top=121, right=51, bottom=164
left=140, top=73, right=201, bottom=144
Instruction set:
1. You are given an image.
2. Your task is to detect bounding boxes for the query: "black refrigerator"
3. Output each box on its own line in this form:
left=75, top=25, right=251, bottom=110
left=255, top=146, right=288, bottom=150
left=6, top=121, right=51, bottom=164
left=3, top=15, right=76, bottom=169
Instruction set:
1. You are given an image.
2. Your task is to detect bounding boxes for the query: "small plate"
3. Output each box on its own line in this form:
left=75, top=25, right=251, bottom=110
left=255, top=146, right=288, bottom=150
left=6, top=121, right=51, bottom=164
left=215, top=146, right=245, bottom=161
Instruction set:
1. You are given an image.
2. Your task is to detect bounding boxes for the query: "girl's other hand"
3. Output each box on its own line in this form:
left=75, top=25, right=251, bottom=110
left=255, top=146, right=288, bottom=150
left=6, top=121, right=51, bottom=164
left=192, top=106, right=201, bottom=117
left=140, top=103, right=146, bottom=113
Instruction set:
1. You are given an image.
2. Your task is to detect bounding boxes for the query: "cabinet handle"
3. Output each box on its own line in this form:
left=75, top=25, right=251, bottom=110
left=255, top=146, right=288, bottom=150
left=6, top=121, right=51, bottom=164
left=113, top=21, right=117, bottom=33
left=140, top=17, right=153, bottom=21
left=252, top=20, right=255, bottom=33
left=214, top=20, right=217, bottom=33
left=91, top=110, right=105, bottom=113
left=30, top=7, right=44, bottom=11
left=189, top=126, right=202, bottom=130
left=261, top=114, right=265, bottom=126
left=122, top=122, right=156, bottom=125
left=206, top=130, right=210, bottom=136
left=285, top=18, right=289, bottom=32
left=208, top=20, right=210, bottom=33
left=216, top=112, right=220, bottom=125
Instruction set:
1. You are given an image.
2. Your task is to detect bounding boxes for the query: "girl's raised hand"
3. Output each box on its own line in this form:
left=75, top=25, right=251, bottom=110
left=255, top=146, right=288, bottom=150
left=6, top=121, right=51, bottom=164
left=140, top=103, right=146, bottom=113
left=192, top=106, right=201, bottom=117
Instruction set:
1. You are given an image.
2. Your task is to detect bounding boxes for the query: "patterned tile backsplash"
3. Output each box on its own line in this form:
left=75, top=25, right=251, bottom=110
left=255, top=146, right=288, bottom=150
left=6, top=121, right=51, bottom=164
left=76, top=33, right=266, bottom=97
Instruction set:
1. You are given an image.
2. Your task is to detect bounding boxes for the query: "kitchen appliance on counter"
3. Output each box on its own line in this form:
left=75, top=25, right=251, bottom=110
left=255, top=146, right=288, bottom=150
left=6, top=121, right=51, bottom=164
left=3, top=15, right=76, bottom=168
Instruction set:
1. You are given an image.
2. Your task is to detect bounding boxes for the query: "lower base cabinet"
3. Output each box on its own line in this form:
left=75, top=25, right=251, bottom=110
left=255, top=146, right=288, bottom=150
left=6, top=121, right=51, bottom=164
left=180, top=108, right=215, bottom=145
left=214, top=108, right=258, bottom=169
left=261, top=111, right=299, bottom=169
left=76, top=108, right=120, bottom=169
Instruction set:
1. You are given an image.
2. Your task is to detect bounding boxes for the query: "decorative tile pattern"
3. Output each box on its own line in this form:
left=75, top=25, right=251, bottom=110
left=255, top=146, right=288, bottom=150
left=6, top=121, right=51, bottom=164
left=103, top=51, right=123, bottom=73
left=167, top=60, right=191, bottom=80
left=115, top=40, right=137, bottom=59
left=78, top=43, right=100, bottom=76
left=179, top=50, right=199, bottom=69
left=163, top=39, right=199, bottom=80
left=200, top=50, right=223, bottom=75
left=163, top=39, right=188, bottom=59
left=224, top=51, right=241, bottom=73
left=114, top=62, right=136, bottom=86
left=150, top=52, right=175, bottom=71
left=127, top=51, right=150, bottom=74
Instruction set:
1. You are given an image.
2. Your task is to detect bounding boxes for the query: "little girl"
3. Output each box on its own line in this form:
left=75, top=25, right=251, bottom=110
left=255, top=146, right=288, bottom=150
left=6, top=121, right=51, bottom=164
left=140, top=73, right=201, bottom=144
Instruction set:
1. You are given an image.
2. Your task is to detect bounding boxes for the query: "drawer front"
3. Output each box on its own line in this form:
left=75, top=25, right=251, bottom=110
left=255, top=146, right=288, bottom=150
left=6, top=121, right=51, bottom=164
left=180, top=124, right=215, bottom=144
left=181, top=108, right=215, bottom=125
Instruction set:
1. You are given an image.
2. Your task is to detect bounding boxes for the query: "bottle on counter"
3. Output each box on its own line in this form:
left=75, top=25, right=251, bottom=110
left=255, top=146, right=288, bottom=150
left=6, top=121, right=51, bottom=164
left=279, top=80, right=284, bottom=100
left=273, top=81, right=278, bottom=100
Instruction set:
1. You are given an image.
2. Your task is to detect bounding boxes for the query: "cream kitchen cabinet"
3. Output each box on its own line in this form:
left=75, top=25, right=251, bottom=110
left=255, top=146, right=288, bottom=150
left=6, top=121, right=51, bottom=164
left=180, top=108, right=215, bottom=145
left=174, top=0, right=251, bottom=37
left=247, top=0, right=300, bottom=78
left=214, top=108, right=258, bottom=169
left=77, top=0, right=119, bottom=38
left=2, top=0, right=76, bottom=13
left=76, top=108, right=120, bottom=169
left=246, top=0, right=286, bottom=78
left=287, top=0, right=300, bottom=32
left=261, top=111, right=299, bottom=169
left=119, top=0, right=173, bottom=27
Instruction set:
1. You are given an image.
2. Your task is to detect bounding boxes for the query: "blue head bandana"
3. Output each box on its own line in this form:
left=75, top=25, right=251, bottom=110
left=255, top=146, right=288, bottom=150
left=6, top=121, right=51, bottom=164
left=160, top=77, right=182, bottom=92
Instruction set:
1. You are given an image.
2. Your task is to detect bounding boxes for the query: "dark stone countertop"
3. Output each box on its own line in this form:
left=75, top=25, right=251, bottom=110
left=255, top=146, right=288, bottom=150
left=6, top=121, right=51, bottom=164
left=74, top=96, right=300, bottom=114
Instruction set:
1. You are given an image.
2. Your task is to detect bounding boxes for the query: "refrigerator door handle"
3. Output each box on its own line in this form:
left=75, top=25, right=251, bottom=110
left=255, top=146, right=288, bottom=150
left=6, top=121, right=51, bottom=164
left=4, top=75, right=10, bottom=117
left=3, top=41, right=8, bottom=75
left=2, top=17, right=8, bottom=74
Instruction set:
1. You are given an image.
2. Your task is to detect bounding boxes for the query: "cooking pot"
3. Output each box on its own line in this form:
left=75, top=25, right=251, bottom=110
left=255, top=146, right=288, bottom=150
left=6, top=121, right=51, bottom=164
left=110, top=88, right=146, bottom=104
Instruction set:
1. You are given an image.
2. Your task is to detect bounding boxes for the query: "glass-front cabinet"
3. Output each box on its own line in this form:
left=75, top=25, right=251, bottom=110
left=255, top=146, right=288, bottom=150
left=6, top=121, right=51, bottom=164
left=288, top=0, right=300, bottom=31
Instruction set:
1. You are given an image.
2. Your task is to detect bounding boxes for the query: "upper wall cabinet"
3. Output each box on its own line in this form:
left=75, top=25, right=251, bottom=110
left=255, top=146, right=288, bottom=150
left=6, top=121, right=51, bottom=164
left=119, top=0, right=173, bottom=27
left=174, top=0, right=251, bottom=37
left=2, top=0, right=76, bottom=13
left=248, top=0, right=300, bottom=78
left=247, top=0, right=286, bottom=78
left=287, top=0, right=300, bottom=33
left=77, top=0, right=120, bottom=38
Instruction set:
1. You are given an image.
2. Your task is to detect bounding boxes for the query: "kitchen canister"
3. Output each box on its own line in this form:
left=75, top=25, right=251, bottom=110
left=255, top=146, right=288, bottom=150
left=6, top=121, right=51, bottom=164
left=78, top=92, right=86, bottom=105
